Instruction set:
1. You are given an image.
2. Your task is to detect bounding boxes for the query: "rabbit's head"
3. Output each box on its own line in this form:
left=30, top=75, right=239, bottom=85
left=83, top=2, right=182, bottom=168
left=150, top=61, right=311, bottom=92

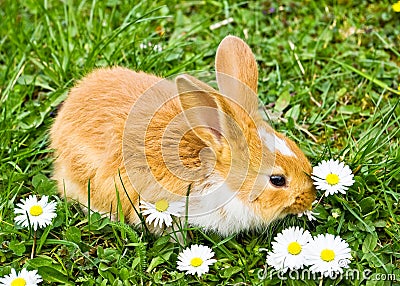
left=174, top=36, right=315, bottom=231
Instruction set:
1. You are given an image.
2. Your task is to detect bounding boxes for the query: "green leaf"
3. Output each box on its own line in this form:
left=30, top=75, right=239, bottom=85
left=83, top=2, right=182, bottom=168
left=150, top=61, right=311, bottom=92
left=362, top=234, right=378, bottom=253
left=285, top=104, right=300, bottom=122
left=274, top=89, right=291, bottom=112
left=146, top=256, right=164, bottom=273
left=314, top=205, right=329, bottom=220
left=146, top=250, right=172, bottom=272
left=65, top=226, right=82, bottom=244
left=112, top=279, right=123, bottom=286
left=359, top=197, right=376, bottom=214
left=37, top=266, right=73, bottom=285
left=32, top=174, right=48, bottom=189
left=9, top=240, right=26, bottom=256
left=149, top=235, right=170, bottom=254
left=336, top=87, right=347, bottom=98
left=99, top=263, right=113, bottom=272
left=119, top=268, right=130, bottom=280
left=373, top=220, right=386, bottom=228
left=32, top=174, right=57, bottom=195
left=220, top=266, right=242, bottom=278
left=25, top=256, right=54, bottom=268
left=337, top=105, right=362, bottom=115
left=99, top=263, right=116, bottom=282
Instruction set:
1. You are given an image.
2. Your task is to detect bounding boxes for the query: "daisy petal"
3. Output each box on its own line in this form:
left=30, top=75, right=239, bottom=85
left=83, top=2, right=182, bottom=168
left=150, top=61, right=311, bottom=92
left=265, top=227, right=312, bottom=272
left=312, top=159, right=354, bottom=196
left=14, top=195, right=57, bottom=231
left=0, top=268, right=42, bottom=286
left=140, top=199, right=185, bottom=229
left=177, top=244, right=216, bottom=277
left=303, top=233, right=351, bottom=278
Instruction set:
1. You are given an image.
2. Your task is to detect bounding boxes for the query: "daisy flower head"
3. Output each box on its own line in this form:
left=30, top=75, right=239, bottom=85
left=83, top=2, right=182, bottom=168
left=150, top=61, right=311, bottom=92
left=139, top=199, right=185, bottom=228
left=303, top=233, right=351, bottom=278
left=139, top=41, right=163, bottom=52
left=177, top=244, right=217, bottom=277
left=266, top=226, right=312, bottom=273
left=0, top=268, right=42, bottom=286
left=312, top=159, right=355, bottom=196
left=14, top=195, right=57, bottom=231
left=297, top=209, right=317, bottom=221
left=393, top=1, right=400, bottom=12
left=298, top=200, right=319, bottom=221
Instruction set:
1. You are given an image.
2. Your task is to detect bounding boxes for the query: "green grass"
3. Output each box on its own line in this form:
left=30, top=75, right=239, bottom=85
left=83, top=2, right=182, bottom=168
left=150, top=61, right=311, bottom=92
left=1, top=0, right=399, bottom=285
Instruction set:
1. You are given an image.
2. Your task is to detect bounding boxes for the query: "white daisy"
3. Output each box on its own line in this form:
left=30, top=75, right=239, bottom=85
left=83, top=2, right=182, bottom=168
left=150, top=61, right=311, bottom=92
left=266, top=226, right=312, bottom=272
left=0, top=268, right=42, bottom=286
left=14, top=195, right=57, bottom=231
left=177, top=244, right=217, bottom=277
left=297, top=209, right=317, bottom=221
left=312, top=159, right=355, bottom=196
left=139, top=41, right=162, bottom=52
left=297, top=200, right=319, bottom=221
left=139, top=199, right=185, bottom=228
left=303, top=233, right=351, bottom=278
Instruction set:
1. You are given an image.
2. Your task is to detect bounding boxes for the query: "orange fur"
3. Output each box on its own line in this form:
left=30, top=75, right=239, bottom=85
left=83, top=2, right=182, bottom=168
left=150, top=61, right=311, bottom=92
left=50, top=36, right=315, bottom=235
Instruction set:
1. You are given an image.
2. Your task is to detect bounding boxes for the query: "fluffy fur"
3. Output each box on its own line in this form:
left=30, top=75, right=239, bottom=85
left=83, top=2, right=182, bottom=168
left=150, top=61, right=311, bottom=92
left=50, top=36, right=315, bottom=236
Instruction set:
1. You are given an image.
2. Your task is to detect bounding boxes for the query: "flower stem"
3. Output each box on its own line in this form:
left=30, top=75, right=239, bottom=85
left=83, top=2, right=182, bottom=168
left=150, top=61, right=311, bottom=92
left=31, top=230, right=37, bottom=259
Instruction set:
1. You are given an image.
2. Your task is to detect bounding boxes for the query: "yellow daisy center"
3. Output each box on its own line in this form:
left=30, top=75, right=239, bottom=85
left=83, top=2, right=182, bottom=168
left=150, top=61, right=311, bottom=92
left=287, top=241, right=302, bottom=255
left=325, top=173, right=339, bottom=185
left=11, top=278, right=27, bottom=286
left=320, top=249, right=335, bottom=262
left=190, top=257, right=203, bottom=267
left=155, top=200, right=169, bottom=212
left=29, top=205, right=43, bottom=216
left=393, top=2, right=400, bottom=12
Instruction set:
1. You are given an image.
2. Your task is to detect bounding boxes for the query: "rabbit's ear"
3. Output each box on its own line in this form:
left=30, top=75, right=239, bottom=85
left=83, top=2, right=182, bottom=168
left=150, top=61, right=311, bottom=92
left=215, top=36, right=259, bottom=116
left=176, top=74, right=226, bottom=146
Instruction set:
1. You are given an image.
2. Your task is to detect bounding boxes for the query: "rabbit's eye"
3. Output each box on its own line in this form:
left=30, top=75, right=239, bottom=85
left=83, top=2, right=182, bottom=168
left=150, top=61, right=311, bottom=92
left=270, top=175, right=286, bottom=187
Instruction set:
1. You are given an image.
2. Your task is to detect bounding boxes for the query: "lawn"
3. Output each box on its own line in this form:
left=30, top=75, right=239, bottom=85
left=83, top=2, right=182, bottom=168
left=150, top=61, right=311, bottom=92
left=0, top=0, right=399, bottom=285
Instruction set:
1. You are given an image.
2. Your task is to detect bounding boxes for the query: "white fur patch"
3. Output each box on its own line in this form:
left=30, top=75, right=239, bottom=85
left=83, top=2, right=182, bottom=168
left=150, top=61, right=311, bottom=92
left=274, top=135, right=296, bottom=157
left=187, top=180, right=262, bottom=236
left=258, top=128, right=296, bottom=157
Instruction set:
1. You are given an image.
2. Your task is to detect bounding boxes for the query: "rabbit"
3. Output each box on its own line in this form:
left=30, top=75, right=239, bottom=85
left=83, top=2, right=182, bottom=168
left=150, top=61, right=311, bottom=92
left=50, top=35, right=315, bottom=236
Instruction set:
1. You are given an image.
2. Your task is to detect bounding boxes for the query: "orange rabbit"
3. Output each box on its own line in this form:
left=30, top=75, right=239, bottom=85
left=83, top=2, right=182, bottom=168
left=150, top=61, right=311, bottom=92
left=50, top=36, right=315, bottom=236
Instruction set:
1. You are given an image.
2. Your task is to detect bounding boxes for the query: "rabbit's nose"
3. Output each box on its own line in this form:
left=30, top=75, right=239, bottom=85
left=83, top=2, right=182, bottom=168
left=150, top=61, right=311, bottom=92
left=285, top=189, right=316, bottom=214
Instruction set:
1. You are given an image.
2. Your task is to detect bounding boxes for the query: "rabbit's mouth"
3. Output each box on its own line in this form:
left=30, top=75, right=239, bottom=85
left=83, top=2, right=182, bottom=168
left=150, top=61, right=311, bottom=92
left=284, top=189, right=316, bottom=214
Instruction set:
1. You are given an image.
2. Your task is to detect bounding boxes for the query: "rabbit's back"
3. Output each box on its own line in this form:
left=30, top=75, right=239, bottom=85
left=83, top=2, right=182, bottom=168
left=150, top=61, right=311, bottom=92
left=50, top=67, right=166, bottom=220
